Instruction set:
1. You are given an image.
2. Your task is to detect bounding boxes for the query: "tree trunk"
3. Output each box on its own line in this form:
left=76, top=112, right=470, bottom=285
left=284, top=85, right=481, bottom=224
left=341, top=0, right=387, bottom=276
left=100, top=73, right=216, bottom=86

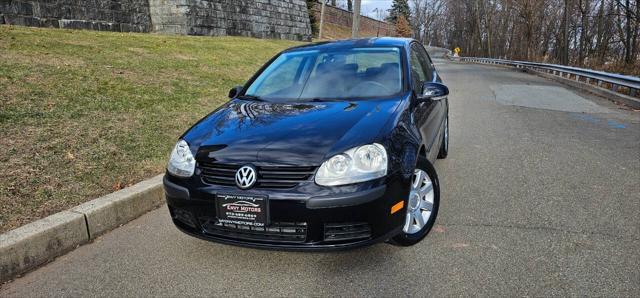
left=595, top=0, right=606, bottom=64
left=578, top=0, right=590, bottom=66
left=624, top=0, right=633, bottom=64
left=633, top=0, right=640, bottom=64
left=562, top=0, right=570, bottom=65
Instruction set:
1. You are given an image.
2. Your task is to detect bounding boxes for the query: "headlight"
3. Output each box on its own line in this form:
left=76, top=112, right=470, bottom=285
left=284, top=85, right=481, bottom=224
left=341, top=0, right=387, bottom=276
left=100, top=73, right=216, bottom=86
left=315, top=143, right=387, bottom=186
left=167, top=140, right=195, bottom=177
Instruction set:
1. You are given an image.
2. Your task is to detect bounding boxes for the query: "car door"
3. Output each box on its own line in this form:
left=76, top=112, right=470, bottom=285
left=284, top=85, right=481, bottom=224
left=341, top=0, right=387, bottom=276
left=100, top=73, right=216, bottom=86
left=409, top=43, right=441, bottom=162
left=415, top=44, right=446, bottom=160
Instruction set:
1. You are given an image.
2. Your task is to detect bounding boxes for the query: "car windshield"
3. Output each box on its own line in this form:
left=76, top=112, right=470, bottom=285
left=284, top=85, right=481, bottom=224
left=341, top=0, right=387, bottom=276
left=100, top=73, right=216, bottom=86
left=244, top=47, right=403, bottom=101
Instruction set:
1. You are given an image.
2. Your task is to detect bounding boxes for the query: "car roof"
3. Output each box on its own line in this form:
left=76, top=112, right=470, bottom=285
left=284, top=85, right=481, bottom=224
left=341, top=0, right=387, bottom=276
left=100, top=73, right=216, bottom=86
left=284, top=37, right=415, bottom=52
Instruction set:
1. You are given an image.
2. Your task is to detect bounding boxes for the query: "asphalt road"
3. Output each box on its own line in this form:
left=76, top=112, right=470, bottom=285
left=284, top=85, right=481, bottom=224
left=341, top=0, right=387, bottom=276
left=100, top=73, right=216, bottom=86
left=2, top=61, right=639, bottom=297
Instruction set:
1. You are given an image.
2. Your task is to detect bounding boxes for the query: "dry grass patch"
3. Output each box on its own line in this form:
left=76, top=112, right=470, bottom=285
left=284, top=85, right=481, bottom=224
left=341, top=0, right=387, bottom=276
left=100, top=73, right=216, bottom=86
left=0, top=25, right=301, bottom=232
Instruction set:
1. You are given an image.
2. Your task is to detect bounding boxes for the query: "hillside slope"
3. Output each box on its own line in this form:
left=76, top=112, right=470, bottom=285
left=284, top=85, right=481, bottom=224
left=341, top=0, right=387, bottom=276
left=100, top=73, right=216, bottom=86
left=0, top=26, right=300, bottom=232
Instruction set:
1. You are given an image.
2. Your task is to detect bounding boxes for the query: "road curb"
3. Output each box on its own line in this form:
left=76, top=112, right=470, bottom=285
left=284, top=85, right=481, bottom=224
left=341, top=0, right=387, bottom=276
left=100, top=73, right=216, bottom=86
left=0, top=174, right=164, bottom=283
left=71, top=175, right=164, bottom=239
left=0, top=211, right=87, bottom=283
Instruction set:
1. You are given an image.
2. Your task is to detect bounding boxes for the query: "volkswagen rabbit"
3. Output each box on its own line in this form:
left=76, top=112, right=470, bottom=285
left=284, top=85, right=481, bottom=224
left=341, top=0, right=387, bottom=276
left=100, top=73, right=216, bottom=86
left=164, top=38, right=449, bottom=250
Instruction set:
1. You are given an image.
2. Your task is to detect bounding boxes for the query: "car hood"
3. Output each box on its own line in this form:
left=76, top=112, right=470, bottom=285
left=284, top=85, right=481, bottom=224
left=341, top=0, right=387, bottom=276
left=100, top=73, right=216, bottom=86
left=183, top=98, right=402, bottom=166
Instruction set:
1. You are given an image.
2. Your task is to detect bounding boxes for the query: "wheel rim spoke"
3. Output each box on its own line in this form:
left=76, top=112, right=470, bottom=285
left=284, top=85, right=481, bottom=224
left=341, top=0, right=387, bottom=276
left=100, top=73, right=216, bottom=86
left=419, top=181, right=433, bottom=198
left=403, top=168, right=435, bottom=234
left=412, top=170, right=423, bottom=189
left=405, top=210, right=413, bottom=229
left=419, top=200, right=433, bottom=211
left=413, top=210, right=425, bottom=227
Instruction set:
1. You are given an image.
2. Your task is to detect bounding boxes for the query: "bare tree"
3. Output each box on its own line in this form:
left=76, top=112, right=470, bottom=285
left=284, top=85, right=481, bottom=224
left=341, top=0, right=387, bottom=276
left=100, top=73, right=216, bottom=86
left=408, top=0, right=639, bottom=74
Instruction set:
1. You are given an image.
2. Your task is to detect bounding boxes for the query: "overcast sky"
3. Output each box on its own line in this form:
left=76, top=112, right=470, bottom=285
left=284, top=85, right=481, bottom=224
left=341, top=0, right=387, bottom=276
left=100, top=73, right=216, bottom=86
left=330, top=0, right=393, bottom=20
left=361, top=0, right=393, bottom=19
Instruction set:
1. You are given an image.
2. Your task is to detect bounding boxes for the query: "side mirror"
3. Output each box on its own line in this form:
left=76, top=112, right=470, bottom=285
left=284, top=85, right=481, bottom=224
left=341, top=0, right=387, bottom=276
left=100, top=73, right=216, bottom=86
left=418, top=82, right=449, bottom=101
left=228, top=86, right=243, bottom=98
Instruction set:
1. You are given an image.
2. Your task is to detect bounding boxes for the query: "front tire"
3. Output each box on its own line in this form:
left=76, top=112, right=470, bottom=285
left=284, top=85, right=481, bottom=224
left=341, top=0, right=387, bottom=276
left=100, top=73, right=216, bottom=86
left=390, top=157, right=440, bottom=246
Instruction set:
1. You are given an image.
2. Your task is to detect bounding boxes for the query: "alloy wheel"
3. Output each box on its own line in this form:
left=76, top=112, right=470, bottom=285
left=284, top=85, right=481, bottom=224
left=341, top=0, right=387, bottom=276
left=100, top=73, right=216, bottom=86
left=403, top=168, right=435, bottom=234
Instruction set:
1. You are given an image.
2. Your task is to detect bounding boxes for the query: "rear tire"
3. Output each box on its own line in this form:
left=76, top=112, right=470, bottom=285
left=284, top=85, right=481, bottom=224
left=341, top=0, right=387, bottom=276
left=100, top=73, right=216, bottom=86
left=389, top=157, right=440, bottom=246
left=437, top=116, right=449, bottom=159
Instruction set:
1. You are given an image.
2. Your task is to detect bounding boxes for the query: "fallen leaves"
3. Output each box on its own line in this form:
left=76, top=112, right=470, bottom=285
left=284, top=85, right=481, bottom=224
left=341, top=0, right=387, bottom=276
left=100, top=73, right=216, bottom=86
left=65, top=151, right=75, bottom=161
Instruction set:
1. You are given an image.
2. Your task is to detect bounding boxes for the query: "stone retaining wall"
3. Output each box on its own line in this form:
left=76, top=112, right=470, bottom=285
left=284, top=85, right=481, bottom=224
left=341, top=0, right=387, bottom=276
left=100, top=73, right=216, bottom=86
left=312, top=3, right=394, bottom=37
left=0, top=0, right=312, bottom=41
left=0, top=0, right=151, bottom=32
left=150, top=0, right=311, bottom=41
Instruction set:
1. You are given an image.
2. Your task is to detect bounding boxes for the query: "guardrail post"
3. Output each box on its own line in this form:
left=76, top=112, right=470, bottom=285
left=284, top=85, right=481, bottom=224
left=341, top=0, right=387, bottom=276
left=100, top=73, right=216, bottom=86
left=576, top=75, right=580, bottom=81
left=631, top=89, right=637, bottom=97
left=611, top=84, right=618, bottom=92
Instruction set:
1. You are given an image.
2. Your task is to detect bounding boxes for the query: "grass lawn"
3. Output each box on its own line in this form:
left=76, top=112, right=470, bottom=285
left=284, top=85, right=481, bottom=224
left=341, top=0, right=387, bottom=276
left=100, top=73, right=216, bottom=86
left=0, top=26, right=301, bottom=233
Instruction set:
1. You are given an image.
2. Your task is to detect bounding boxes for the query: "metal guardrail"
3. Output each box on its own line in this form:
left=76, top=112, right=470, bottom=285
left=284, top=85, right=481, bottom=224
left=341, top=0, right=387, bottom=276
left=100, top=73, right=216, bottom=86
left=460, top=57, right=640, bottom=98
left=425, top=46, right=453, bottom=59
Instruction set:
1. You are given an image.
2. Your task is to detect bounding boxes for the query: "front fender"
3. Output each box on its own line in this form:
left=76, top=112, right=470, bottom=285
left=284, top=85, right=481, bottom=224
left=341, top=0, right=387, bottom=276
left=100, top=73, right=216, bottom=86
left=376, top=96, right=422, bottom=181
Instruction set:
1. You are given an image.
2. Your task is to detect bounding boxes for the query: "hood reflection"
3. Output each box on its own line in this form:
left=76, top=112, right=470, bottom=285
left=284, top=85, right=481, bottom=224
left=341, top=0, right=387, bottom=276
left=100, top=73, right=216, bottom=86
left=213, top=102, right=325, bottom=135
left=184, top=97, right=400, bottom=165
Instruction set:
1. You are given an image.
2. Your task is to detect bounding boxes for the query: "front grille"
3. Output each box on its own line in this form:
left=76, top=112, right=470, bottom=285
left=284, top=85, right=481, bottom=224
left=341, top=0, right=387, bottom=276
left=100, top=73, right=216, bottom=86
left=198, top=162, right=317, bottom=189
left=200, top=218, right=308, bottom=243
left=324, top=222, right=372, bottom=242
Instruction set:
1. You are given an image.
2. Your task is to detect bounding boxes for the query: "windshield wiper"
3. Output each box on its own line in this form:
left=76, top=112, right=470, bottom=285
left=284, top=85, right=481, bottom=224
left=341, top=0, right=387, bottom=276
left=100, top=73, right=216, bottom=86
left=238, top=95, right=265, bottom=102
left=306, top=97, right=341, bottom=102
left=311, top=98, right=343, bottom=102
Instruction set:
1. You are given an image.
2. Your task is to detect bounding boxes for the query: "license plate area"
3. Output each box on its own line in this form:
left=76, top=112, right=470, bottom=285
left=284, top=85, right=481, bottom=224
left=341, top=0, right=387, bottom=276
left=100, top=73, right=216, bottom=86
left=215, top=194, right=268, bottom=227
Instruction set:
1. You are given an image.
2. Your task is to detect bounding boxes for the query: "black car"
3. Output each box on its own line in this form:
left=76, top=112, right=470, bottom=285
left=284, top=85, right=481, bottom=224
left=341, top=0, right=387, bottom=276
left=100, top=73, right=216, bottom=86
left=164, top=38, right=449, bottom=250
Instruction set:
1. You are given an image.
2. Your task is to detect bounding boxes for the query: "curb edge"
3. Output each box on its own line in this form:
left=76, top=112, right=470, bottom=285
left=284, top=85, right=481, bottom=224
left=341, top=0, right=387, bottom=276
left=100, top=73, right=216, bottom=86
left=0, top=174, right=164, bottom=283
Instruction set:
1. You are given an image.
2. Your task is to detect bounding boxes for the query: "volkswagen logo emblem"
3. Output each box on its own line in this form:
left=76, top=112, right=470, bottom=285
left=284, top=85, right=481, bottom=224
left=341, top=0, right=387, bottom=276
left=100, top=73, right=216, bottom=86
left=235, top=165, right=257, bottom=189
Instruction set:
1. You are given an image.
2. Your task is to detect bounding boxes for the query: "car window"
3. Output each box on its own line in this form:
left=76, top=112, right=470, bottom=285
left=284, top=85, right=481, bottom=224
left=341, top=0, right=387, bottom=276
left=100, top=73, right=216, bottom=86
left=251, top=55, right=306, bottom=96
left=414, top=44, right=434, bottom=81
left=244, top=47, right=403, bottom=101
left=410, top=47, right=427, bottom=90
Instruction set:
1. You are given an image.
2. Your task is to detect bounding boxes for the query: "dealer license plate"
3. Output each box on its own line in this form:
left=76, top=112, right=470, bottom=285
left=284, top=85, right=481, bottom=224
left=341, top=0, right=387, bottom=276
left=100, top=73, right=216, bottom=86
left=215, top=194, right=268, bottom=227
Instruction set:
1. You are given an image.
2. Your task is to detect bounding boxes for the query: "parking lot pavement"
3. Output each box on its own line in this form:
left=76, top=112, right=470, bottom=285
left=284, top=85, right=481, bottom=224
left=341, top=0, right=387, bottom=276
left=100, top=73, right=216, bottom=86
left=2, top=61, right=638, bottom=296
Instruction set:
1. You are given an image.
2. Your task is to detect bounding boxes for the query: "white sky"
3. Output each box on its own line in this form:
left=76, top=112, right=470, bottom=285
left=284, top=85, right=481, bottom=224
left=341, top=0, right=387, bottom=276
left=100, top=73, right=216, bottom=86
left=361, top=0, right=393, bottom=20
left=331, top=0, right=393, bottom=20
left=360, top=0, right=393, bottom=18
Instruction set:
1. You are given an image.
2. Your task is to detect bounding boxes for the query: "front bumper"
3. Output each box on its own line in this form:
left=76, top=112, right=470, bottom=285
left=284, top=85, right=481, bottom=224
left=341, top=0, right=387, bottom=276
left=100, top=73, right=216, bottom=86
left=164, top=173, right=410, bottom=251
